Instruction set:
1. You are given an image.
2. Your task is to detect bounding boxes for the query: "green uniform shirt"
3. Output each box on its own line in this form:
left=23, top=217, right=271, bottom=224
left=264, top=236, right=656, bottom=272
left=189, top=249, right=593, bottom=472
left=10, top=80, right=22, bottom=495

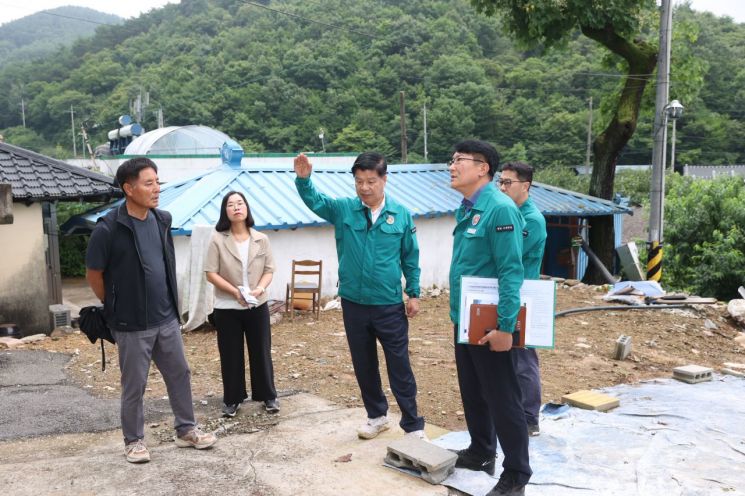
left=519, top=197, right=547, bottom=281
left=449, top=182, right=525, bottom=332
left=295, top=176, right=420, bottom=305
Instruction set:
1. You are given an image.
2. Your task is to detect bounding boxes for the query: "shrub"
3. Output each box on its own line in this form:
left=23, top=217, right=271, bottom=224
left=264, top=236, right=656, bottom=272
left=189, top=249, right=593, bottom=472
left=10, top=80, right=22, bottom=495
left=664, top=176, right=745, bottom=300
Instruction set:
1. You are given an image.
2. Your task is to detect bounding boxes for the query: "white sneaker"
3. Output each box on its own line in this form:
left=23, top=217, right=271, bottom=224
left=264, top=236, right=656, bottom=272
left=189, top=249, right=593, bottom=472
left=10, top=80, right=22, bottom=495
left=357, top=415, right=390, bottom=439
left=124, top=439, right=150, bottom=463
left=404, top=429, right=429, bottom=441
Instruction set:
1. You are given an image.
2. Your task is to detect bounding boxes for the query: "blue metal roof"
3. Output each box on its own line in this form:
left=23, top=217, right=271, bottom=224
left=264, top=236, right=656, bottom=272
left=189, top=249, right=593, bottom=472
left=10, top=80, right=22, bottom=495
left=62, top=163, right=631, bottom=236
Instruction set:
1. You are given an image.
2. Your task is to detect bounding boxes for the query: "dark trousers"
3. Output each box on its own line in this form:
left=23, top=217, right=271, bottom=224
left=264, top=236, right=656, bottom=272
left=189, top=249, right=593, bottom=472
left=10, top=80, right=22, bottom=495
left=511, top=347, right=542, bottom=426
left=213, top=304, right=276, bottom=405
left=454, top=326, right=532, bottom=485
left=341, top=299, right=424, bottom=433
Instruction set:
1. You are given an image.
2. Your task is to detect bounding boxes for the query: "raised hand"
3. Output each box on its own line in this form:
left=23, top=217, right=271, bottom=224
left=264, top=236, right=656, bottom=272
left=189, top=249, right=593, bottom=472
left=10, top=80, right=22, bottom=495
left=294, top=153, right=313, bottom=178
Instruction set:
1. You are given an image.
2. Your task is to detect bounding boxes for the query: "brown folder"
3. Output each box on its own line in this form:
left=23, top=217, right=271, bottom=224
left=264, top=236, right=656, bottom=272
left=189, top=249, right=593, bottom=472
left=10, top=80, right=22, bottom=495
left=468, top=303, right=527, bottom=348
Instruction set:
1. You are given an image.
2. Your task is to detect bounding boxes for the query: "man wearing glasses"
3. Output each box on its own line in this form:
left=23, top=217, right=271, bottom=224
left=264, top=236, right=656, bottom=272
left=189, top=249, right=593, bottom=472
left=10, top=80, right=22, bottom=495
left=499, top=162, right=547, bottom=438
left=448, top=140, right=531, bottom=496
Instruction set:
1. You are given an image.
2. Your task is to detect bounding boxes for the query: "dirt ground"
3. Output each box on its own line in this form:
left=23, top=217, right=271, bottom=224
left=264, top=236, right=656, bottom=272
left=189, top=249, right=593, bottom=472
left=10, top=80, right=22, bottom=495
left=27, top=281, right=745, bottom=435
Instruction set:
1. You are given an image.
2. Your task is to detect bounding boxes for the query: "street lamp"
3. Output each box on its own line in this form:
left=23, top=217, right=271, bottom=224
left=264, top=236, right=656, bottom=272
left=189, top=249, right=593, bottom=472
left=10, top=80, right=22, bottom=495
left=648, top=98, right=683, bottom=282
left=665, top=100, right=683, bottom=171
left=318, top=129, right=326, bottom=153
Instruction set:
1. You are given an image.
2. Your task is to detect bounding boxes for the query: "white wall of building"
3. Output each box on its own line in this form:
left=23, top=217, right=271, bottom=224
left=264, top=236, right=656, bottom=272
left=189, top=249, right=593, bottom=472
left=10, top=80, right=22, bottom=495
left=0, top=203, right=50, bottom=334
left=172, top=215, right=455, bottom=322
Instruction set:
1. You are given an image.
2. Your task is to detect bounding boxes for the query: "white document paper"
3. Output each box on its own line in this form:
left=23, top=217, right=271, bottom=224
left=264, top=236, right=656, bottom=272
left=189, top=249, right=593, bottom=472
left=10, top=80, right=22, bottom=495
left=459, top=276, right=555, bottom=348
left=238, top=286, right=260, bottom=307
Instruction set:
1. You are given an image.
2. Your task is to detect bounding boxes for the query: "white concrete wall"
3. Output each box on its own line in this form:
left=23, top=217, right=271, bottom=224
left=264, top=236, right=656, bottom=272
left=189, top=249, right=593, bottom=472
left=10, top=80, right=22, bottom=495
left=415, top=216, right=456, bottom=289
left=172, top=215, right=456, bottom=311
left=0, top=203, right=50, bottom=334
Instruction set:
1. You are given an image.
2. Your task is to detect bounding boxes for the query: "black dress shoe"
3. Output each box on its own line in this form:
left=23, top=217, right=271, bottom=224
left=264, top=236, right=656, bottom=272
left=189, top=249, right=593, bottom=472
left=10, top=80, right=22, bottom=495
left=453, top=448, right=496, bottom=476
left=222, top=403, right=240, bottom=417
left=264, top=398, right=280, bottom=413
left=486, top=472, right=526, bottom=496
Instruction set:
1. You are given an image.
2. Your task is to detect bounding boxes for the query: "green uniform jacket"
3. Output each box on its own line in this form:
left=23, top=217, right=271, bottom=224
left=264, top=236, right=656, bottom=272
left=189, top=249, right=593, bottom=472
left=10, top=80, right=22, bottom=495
left=520, top=197, right=547, bottom=281
left=295, top=176, right=420, bottom=305
left=449, top=182, right=525, bottom=332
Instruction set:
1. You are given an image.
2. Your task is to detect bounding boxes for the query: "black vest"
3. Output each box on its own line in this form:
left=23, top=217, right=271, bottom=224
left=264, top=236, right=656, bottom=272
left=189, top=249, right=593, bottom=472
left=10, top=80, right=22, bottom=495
left=97, top=204, right=180, bottom=331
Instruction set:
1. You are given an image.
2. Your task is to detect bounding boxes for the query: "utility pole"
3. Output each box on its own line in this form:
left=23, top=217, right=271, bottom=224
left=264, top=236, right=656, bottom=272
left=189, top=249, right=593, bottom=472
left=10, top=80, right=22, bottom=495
left=669, top=116, right=677, bottom=171
left=647, top=0, right=673, bottom=282
left=67, top=105, right=77, bottom=158
left=399, top=91, right=407, bottom=164
left=423, top=103, right=428, bottom=162
left=80, top=125, right=98, bottom=171
left=20, top=97, right=26, bottom=128
left=584, top=96, right=593, bottom=175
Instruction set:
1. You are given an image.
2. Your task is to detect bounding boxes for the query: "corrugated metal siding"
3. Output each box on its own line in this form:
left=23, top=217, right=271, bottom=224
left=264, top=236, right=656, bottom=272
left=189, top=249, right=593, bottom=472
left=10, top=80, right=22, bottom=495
left=575, top=213, right=625, bottom=281
left=64, top=164, right=631, bottom=235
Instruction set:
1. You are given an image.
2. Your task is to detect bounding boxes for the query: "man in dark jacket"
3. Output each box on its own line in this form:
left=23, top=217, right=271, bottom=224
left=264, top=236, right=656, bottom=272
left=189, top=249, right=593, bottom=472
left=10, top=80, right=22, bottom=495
left=86, top=158, right=216, bottom=463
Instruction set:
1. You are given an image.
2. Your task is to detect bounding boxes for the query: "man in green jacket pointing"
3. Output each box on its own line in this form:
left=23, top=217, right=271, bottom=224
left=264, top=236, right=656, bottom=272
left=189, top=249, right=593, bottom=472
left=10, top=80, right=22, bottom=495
left=294, top=152, right=425, bottom=440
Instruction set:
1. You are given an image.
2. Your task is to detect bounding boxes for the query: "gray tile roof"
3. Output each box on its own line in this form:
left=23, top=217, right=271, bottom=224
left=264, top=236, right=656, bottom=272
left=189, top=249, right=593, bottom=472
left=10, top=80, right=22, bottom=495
left=0, top=142, right=120, bottom=201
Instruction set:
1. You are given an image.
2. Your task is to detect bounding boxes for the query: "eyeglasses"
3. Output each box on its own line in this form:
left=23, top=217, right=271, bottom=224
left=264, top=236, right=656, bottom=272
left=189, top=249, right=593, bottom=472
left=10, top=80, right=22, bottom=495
left=448, top=157, right=486, bottom=167
left=498, top=179, right=529, bottom=187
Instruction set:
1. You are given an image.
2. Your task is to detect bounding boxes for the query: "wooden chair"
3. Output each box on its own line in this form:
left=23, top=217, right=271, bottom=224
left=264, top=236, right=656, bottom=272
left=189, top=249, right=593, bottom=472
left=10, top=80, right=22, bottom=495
left=285, top=260, right=322, bottom=320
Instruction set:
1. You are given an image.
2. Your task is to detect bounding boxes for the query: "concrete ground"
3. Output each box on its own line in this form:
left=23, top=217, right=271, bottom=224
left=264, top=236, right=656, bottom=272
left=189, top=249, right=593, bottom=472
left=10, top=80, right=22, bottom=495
left=0, top=280, right=450, bottom=495
left=0, top=349, right=451, bottom=496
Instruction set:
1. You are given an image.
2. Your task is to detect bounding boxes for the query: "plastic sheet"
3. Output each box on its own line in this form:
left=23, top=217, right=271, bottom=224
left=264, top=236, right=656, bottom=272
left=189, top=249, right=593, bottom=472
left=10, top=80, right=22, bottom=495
left=433, top=375, right=745, bottom=495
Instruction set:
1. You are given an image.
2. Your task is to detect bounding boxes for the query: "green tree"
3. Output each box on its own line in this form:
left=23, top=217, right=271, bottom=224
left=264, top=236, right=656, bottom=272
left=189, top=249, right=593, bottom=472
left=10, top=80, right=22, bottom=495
left=664, top=176, right=745, bottom=299
left=1, top=126, right=45, bottom=150
left=331, top=124, right=395, bottom=157
left=470, top=0, right=658, bottom=283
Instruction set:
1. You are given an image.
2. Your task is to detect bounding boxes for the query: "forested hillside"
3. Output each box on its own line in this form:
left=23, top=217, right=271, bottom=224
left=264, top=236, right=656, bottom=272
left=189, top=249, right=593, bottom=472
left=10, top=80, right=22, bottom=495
left=0, top=7, right=121, bottom=68
left=1, top=0, right=744, bottom=166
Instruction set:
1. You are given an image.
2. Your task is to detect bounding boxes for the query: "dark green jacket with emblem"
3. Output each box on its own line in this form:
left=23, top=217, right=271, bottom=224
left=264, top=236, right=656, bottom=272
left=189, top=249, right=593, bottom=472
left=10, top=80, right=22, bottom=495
left=449, top=182, right=525, bottom=332
left=519, top=197, right=547, bottom=280
left=295, top=175, right=420, bottom=305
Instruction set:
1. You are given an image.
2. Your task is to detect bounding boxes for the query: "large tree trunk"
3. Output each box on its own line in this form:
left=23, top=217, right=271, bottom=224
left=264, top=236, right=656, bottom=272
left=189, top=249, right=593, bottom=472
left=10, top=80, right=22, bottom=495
left=580, top=25, right=657, bottom=284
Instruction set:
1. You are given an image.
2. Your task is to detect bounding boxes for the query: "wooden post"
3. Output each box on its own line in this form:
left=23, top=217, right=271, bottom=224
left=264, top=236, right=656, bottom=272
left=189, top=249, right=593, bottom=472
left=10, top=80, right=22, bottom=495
left=0, top=184, right=13, bottom=225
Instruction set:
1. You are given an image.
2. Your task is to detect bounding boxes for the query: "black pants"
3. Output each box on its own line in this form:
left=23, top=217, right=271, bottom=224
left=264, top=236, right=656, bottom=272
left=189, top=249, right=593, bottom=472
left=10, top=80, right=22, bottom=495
left=341, top=299, right=424, bottom=433
left=454, top=326, right=532, bottom=485
left=213, top=304, right=276, bottom=405
left=512, top=347, right=542, bottom=426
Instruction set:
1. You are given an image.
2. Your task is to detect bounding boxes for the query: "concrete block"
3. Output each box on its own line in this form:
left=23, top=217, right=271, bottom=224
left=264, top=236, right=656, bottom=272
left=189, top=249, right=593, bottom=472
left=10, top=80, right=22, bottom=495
left=385, top=437, right=457, bottom=484
left=673, top=365, right=713, bottom=384
left=614, top=335, right=632, bottom=360
left=562, top=390, right=620, bottom=412
left=721, top=368, right=745, bottom=378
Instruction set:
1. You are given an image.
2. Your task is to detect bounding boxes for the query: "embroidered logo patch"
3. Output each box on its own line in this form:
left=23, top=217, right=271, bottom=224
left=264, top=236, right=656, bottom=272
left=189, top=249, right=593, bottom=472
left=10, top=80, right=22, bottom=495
left=466, top=228, right=477, bottom=234
left=495, top=224, right=514, bottom=232
left=386, top=215, right=395, bottom=224
left=523, top=229, right=529, bottom=238
left=472, top=214, right=481, bottom=226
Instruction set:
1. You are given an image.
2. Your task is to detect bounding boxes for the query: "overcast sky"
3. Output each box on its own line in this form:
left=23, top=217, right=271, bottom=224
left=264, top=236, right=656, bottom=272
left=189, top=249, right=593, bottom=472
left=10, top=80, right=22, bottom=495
left=0, top=0, right=743, bottom=27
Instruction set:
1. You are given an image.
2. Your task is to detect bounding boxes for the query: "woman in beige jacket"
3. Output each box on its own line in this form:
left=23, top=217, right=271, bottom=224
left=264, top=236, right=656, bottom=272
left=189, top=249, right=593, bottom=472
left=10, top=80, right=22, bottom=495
left=204, top=191, right=279, bottom=417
